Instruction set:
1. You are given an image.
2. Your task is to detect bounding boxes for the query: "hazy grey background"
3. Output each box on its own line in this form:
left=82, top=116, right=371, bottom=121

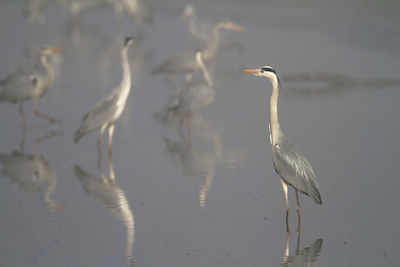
left=1, top=0, right=400, bottom=266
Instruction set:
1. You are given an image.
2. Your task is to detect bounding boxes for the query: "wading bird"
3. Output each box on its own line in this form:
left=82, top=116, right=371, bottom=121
left=241, top=66, right=322, bottom=232
left=0, top=46, right=61, bottom=125
left=164, top=51, right=213, bottom=139
left=152, top=19, right=243, bottom=80
left=74, top=36, right=133, bottom=161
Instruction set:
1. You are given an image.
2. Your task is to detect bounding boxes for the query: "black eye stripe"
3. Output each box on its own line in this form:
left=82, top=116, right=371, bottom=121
left=261, top=67, right=276, bottom=74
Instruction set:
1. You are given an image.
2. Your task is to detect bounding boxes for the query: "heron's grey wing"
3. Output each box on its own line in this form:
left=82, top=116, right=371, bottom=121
left=272, top=136, right=321, bottom=204
left=0, top=69, right=37, bottom=101
left=153, top=49, right=196, bottom=74
left=75, top=92, right=119, bottom=138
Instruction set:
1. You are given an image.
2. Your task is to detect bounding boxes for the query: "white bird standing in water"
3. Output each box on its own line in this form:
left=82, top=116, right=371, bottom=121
left=74, top=36, right=133, bottom=158
left=0, top=46, right=61, bottom=125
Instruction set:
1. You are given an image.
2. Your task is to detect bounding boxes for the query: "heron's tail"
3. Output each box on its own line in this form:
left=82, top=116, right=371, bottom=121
left=308, top=182, right=322, bottom=205
left=73, top=129, right=83, bottom=144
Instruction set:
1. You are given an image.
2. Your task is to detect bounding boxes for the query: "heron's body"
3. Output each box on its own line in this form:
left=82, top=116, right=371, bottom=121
left=0, top=46, right=60, bottom=123
left=165, top=51, right=214, bottom=137
left=241, top=66, right=321, bottom=231
left=74, top=37, right=133, bottom=146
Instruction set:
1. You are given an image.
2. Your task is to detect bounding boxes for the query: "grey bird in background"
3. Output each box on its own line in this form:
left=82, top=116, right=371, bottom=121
left=152, top=19, right=243, bottom=80
left=164, top=50, right=214, bottom=139
left=74, top=36, right=134, bottom=161
left=241, top=66, right=321, bottom=233
left=0, top=46, right=62, bottom=125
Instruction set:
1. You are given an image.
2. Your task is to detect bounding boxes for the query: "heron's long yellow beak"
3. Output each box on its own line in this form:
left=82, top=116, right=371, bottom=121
left=229, top=24, right=245, bottom=32
left=49, top=48, right=62, bottom=54
left=241, top=69, right=260, bottom=75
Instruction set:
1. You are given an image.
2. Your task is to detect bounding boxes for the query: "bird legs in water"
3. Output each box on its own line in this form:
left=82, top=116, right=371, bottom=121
left=33, top=98, right=61, bottom=123
left=280, top=179, right=301, bottom=234
left=97, top=123, right=115, bottom=171
left=281, top=180, right=290, bottom=233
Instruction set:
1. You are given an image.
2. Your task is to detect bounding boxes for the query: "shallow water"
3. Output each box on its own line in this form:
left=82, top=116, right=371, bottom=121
left=1, top=1, right=400, bottom=266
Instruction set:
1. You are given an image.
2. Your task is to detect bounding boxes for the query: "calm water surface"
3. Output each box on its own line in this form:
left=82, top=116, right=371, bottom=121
left=1, top=1, right=399, bottom=266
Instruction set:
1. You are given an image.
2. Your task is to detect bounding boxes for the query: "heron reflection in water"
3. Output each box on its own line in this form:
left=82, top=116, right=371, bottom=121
left=0, top=131, right=63, bottom=212
left=282, top=231, right=323, bottom=267
left=0, top=46, right=62, bottom=126
left=74, top=157, right=135, bottom=266
left=241, top=66, right=322, bottom=233
left=74, top=36, right=134, bottom=166
left=152, top=19, right=243, bottom=81
left=165, top=117, right=245, bottom=208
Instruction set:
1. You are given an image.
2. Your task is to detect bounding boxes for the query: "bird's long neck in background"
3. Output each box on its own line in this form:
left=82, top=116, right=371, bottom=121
left=188, top=11, right=198, bottom=36
left=118, top=46, right=131, bottom=100
left=203, top=24, right=221, bottom=61
left=269, top=74, right=281, bottom=144
left=40, top=53, right=54, bottom=81
left=197, top=53, right=212, bottom=86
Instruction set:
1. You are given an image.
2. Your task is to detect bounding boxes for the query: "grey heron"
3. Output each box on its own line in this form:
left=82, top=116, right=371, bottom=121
left=0, top=46, right=61, bottom=125
left=241, top=66, right=322, bottom=232
left=152, top=19, right=243, bottom=80
left=164, top=51, right=214, bottom=139
left=181, top=4, right=244, bottom=53
left=73, top=36, right=133, bottom=161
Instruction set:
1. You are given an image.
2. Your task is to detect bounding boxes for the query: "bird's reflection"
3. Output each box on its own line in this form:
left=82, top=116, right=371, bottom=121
left=164, top=115, right=245, bottom=208
left=0, top=131, right=63, bottom=212
left=282, top=231, right=323, bottom=267
left=74, top=158, right=135, bottom=266
left=0, top=45, right=62, bottom=125
left=283, top=72, right=400, bottom=98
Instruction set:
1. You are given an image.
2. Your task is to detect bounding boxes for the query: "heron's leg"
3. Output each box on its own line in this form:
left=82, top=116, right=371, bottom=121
left=108, top=124, right=115, bottom=158
left=33, top=97, right=61, bottom=124
left=186, top=112, right=192, bottom=142
left=179, top=113, right=187, bottom=140
left=97, top=123, right=108, bottom=169
left=108, top=150, right=115, bottom=182
left=19, top=102, right=27, bottom=130
left=295, top=189, right=301, bottom=235
left=280, top=179, right=290, bottom=233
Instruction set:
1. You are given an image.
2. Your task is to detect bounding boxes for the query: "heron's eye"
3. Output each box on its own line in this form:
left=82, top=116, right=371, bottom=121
left=260, top=69, right=264, bottom=73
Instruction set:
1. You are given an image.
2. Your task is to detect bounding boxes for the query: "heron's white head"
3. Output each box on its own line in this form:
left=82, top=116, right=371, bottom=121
left=124, top=36, right=134, bottom=48
left=241, top=66, right=277, bottom=79
left=241, top=66, right=280, bottom=91
left=181, top=4, right=195, bottom=19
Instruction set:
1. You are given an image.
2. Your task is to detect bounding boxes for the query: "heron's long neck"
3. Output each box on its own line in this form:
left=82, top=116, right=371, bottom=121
left=188, top=13, right=198, bottom=36
left=40, top=54, right=54, bottom=81
left=119, top=47, right=131, bottom=99
left=203, top=25, right=220, bottom=61
left=197, top=56, right=212, bottom=86
left=269, top=75, right=281, bottom=144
